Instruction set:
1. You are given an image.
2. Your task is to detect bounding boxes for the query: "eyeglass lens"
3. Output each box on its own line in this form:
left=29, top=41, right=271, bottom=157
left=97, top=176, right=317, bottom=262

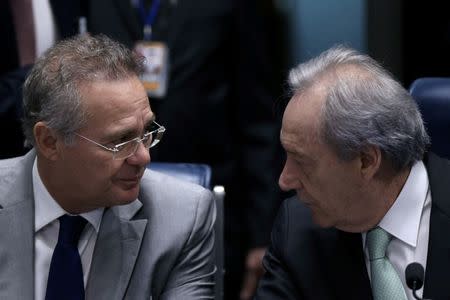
left=113, top=131, right=162, bottom=160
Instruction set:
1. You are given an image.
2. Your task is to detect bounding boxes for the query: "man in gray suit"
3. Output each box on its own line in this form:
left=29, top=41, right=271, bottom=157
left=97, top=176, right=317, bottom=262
left=0, top=34, right=216, bottom=299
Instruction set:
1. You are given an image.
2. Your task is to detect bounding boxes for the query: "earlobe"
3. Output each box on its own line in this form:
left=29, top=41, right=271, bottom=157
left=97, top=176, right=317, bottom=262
left=359, top=145, right=382, bottom=179
left=34, top=122, right=60, bottom=161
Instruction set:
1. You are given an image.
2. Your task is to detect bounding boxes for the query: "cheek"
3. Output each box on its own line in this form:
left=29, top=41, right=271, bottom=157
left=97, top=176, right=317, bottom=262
left=303, top=167, right=328, bottom=193
left=107, top=160, right=124, bottom=175
left=78, top=155, right=118, bottom=186
left=108, top=160, right=133, bottom=181
left=306, top=171, right=343, bottom=208
left=324, top=177, right=358, bottom=215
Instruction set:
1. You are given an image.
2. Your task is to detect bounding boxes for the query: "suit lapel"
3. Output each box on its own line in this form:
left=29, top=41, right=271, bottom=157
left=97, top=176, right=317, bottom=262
left=423, top=153, right=450, bottom=299
left=0, top=152, right=35, bottom=299
left=85, top=201, right=147, bottom=300
left=0, top=199, right=34, bottom=298
left=329, top=231, right=373, bottom=300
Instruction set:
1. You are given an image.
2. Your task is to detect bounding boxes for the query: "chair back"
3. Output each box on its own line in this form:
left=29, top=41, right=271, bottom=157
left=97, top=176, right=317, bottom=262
left=409, top=77, right=450, bottom=159
left=147, top=162, right=224, bottom=300
left=149, top=162, right=212, bottom=189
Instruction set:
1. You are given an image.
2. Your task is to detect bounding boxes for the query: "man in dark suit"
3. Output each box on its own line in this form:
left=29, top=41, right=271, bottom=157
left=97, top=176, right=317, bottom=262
left=87, top=1, right=281, bottom=299
left=255, top=45, right=449, bottom=299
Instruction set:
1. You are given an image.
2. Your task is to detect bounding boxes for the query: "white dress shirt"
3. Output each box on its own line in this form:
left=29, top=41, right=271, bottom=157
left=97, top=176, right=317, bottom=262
left=362, top=160, right=431, bottom=300
left=31, top=0, right=58, bottom=59
left=33, top=159, right=104, bottom=300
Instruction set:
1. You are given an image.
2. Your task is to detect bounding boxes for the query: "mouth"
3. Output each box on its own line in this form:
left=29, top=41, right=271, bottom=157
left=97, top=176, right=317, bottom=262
left=297, top=192, right=313, bottom=206
left=117, top=172, right=143, bottom=187
left=116, top=178, right=140, bottom=191
left=120, top=177, right=140, bottom=184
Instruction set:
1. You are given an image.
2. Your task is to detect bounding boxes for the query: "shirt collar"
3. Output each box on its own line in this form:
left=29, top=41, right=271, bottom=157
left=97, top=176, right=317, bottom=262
left=363, top=160, right=429, bottom=248
left=33, top=158, right=104, bottom=233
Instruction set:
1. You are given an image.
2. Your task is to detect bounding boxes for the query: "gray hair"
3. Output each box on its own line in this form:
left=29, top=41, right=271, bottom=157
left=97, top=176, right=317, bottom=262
left=22, top=34, right=145, bottom=146
left=288, top=45, right=429, bottom=171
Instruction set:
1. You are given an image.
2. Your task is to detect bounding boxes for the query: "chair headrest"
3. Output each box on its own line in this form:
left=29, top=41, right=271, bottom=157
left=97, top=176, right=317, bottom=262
left=409, top=77, right=450, bottom=159
left=147, top=162, right=212, bottom=189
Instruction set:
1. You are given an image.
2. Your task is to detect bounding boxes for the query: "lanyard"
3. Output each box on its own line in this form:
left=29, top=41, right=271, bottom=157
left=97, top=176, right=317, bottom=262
left=139, top=0, right=161, bottom=41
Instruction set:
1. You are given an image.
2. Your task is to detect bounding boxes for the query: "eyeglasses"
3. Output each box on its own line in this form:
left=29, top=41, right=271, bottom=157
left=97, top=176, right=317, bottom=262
left=75, top=121, right=165, bottom=160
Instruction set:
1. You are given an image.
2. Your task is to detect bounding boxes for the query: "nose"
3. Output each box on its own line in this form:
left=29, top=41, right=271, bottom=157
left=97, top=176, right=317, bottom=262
left=278, top=158, right=303, bottom=192
left=126, top=141, right=151, bottom=166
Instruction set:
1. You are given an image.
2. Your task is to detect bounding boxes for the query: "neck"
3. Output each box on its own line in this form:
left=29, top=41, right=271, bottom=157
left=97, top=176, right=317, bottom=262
left=37, top=156, right=86, bottom=214
left=337, top=165, right=412, bottom=233
left=365, top=166, right=412, bottom=231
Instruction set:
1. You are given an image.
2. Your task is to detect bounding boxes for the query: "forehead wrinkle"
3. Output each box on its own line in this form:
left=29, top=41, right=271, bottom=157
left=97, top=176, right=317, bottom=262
left=281, top=91, right=327, bottom=164
left=112, top=110, right=153, bottom=134
left=132, top=95, right=151, bottom=105
left=105, top=107, right=153, bottom=140
left=286, top=94, right=322, bottom=137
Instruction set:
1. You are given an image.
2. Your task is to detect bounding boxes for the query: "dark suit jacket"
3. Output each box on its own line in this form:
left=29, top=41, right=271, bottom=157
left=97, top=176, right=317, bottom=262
left=88, top=0, right=281, bottom=248
left=255, top=153, right=450, bottom=299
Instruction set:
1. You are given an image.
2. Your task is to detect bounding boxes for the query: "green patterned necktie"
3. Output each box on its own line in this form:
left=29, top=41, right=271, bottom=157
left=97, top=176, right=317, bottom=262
left=367, top=227, right=407, bottom=300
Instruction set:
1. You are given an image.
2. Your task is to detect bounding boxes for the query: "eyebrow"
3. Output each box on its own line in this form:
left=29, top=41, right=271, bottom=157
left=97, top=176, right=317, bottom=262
left=287, top=149, right=305, bottom=160
left=107, top=116, right=156, bottom=142
left=144, top=119, right=155, bottom=131
left=285, top=146, right=313, bottom=163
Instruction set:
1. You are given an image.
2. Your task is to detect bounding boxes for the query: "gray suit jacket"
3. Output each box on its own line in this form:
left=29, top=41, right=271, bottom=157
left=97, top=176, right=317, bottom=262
left=0, top=150, right=216, bottom=299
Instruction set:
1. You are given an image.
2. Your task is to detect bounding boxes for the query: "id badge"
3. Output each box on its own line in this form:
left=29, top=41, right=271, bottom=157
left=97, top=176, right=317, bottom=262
left=135, top=41, right=169, bottom=98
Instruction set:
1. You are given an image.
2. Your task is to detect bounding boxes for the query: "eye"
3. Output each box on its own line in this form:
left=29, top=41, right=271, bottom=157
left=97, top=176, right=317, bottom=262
left=145, top=122, right=158, bottom=132
left=111, top=134, right=133, bottom=146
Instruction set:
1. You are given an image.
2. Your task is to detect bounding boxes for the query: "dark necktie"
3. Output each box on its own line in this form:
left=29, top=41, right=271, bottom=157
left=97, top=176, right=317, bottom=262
left=45, top=215, right=87, bottom=300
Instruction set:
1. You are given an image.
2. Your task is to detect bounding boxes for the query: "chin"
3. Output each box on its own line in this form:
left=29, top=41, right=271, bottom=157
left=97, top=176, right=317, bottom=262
left=113, top=186, right=140, bottom=205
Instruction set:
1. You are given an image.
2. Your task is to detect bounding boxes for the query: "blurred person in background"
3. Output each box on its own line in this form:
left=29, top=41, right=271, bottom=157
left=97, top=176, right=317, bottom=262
left=88, top=0, right=283, bottom=299
left=1, top=0, right=89, bottom=158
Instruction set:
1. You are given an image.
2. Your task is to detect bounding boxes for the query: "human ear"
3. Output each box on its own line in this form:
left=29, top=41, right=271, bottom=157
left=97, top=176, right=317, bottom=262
left=359, top=145, right=382, bottom=179
left=33, top=122, right=61, bottom=161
